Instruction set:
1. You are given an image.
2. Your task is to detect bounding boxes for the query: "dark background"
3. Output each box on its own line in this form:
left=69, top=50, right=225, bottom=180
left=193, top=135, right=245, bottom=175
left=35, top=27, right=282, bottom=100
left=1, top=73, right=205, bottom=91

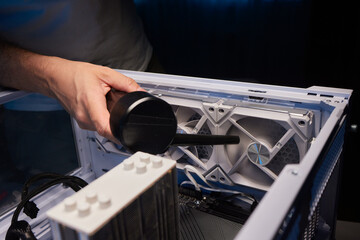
left=134, top=0, right=359, bottom=222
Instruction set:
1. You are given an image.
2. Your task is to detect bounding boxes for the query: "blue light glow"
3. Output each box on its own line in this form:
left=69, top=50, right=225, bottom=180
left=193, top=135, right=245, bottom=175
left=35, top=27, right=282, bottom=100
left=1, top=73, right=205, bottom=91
left=255, top=144, right=263, bottom=165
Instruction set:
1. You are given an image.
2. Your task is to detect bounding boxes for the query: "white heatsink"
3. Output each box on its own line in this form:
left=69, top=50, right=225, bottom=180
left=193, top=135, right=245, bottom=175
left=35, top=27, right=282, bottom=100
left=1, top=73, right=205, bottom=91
left=47, top=152, right=179, bottom=240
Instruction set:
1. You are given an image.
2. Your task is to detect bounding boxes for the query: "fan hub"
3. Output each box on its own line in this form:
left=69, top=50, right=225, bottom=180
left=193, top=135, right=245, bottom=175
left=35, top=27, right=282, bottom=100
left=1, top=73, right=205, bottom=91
left=247, top=142, right=271, bottom=166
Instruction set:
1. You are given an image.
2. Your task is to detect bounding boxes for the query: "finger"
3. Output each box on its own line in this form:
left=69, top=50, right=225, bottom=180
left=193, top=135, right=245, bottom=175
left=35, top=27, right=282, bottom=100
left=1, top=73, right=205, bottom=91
left=102, top=68, right=142, bottom=93
left=86, top=93, right=120, bottom=144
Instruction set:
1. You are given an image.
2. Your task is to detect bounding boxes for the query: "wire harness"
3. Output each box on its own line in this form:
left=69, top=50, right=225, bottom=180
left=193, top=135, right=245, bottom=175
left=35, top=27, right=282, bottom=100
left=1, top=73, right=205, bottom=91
left=6, top=173, right=88, bottom=240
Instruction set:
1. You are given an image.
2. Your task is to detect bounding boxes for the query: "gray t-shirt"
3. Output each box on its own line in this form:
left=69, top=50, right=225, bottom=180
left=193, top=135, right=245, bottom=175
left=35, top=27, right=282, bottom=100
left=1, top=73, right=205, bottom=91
left=0, top=0, right=152, bottom=70
left=0, top=0, right=152, bottom=110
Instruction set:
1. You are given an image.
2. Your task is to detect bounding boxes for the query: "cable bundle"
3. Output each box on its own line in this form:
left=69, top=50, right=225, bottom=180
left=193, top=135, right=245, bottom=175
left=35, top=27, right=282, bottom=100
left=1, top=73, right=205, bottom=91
left=6, top=173, right=87, bottom=240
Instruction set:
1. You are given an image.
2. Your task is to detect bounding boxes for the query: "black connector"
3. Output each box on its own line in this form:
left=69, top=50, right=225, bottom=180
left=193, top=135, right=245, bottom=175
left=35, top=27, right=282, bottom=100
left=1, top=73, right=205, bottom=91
left=7, top=173, right=89, bottom=240
left=5, top=220, right=36, bottom=240
left=23, top=201, right=39, bottom=219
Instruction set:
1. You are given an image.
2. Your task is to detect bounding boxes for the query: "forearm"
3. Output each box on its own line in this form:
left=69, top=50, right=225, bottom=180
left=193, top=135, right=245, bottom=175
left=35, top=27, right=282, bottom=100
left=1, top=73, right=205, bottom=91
left=0, top=41, right=60, bottom=97
left=0, top=40, right=141, bottom=142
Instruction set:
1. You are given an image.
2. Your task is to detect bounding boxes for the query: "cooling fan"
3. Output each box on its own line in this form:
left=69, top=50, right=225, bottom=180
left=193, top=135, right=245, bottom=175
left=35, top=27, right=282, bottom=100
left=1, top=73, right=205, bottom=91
left=163, top=100, right=314, bottom=191
left=225, top=115, right=310, bottom=188
left=165, top=105, right=214, bottom=169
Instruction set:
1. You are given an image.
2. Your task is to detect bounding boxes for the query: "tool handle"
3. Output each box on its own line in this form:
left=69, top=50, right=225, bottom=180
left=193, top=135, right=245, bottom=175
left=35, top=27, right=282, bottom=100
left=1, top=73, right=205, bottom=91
left=172, top=134, right=239, bottom=146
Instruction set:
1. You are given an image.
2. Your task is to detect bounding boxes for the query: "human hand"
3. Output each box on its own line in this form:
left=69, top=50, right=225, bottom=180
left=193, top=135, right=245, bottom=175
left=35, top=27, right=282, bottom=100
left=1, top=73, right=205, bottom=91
left=0, top=44, right=140, bottom=143
left=47, top=58, right=143, bottom=143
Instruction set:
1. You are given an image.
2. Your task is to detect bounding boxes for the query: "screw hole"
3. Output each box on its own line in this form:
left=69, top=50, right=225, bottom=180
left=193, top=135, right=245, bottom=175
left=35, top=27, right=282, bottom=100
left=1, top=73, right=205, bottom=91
left=209, top=107, right=214, bottom=112
left=298, top=120, right=305, bottom=126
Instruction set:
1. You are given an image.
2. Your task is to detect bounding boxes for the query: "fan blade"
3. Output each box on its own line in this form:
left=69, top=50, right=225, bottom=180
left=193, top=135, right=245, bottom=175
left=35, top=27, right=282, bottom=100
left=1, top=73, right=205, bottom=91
left=175, top=107, right=198, bottom=123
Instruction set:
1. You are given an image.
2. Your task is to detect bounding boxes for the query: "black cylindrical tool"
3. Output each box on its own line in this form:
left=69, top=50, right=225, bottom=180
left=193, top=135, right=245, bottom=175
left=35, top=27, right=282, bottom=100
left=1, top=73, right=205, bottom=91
left=108, top=91, right=239, bottom=154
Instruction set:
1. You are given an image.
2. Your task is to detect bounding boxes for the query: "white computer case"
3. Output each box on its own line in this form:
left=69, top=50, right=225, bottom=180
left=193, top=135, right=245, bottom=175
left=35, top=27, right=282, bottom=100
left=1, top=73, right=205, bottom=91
left=0, top=70, right=352, bottom=239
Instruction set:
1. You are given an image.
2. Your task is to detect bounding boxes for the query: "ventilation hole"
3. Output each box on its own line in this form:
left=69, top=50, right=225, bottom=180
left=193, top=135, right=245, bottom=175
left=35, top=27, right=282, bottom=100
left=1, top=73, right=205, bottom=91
left=298, top=120, right=306, bottom=126
left=320, top=94, right=334, bottom=98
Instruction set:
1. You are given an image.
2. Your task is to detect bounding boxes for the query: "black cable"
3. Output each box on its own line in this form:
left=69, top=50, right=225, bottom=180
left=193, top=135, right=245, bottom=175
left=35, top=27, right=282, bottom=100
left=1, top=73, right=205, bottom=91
left=12, top=177, right=87, bottom=224
left=6, top=173, right=88, bottom=240
left=218, top=192, right=257, bottom=202
left=24, top=173, right=88, bottom=189
left=208, top=191, right=259, bottom=214
left=5, top=173, right=88, bottom=240
left=21, top=173, right=87, bottom=199
left=20, top=174, right=87, bottom=219
left=5, top=220, right=36, bottom=240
